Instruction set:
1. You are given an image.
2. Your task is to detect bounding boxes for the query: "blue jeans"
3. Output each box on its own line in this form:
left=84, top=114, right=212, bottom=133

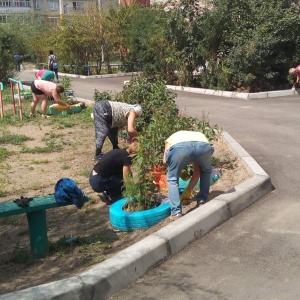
left=165, top=141, right=214, bottom=215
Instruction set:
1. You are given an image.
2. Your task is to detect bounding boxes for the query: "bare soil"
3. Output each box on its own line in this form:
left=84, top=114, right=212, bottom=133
left=0, top=116, right=251, bottom=295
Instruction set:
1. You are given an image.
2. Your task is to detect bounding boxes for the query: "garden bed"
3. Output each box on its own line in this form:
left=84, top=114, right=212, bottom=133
left=0, top=116, right=250, bottom=294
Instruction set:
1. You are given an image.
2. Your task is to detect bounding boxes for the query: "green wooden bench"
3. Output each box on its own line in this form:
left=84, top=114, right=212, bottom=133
left=0, top=194, right=89, bottom=259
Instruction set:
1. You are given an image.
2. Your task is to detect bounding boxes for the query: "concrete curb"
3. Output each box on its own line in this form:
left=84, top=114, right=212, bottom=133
left=33, top=69, right=140, bottom=80
left=0, top=132, right=273, bottom=300
left=166, top=85, right=298, bottom=99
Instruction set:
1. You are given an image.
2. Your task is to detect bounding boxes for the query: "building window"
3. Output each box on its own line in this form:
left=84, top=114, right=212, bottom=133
left=13, top=0, right=30, bottom=7
left=0, top=0, right=30, bottom=6
left=48, top=0, right=58, bottom=10
left=0, top=15, right=8, bottom=23
left=72, top=1, right=83, bottom=10
left=0, top=1, right=11, bottom=7
left=33, top=0, right=40, bottom=9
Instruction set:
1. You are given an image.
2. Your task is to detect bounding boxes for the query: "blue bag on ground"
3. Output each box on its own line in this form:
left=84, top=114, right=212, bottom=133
left=54, top=178, right=86, bottom=209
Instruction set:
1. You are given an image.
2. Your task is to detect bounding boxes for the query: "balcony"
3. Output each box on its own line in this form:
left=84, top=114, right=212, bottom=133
left=0, top=0, right=31, bottom=12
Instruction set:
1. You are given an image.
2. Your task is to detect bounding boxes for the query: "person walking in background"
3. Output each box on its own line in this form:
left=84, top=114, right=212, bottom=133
left=289, top=65, right=300, bottom=90
left=35, top=69, right=55, bottom=81
left=30, top=80, right=70, bottom=118
left=14, top=53, right=22, bottom=72
left=163, top=131, right=214, bottom=221
left=89, top=142, right=140, bottom=204
left=48, top=50, right=59, bottom=83
left=92, top=100, right=142, bottom=160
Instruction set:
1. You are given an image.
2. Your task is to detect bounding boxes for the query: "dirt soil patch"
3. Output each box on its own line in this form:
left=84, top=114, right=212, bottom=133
left=0, top=116, right=251, bottom=295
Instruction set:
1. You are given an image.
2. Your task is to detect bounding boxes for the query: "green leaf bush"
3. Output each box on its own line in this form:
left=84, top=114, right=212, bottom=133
left=113, top=76, right=220, bottom=210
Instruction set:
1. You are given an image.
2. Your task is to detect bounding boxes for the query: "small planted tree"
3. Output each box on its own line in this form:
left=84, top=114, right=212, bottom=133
left=119, top=76, right=220, bottom=211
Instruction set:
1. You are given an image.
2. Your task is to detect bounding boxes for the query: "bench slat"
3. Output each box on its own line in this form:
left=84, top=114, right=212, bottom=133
left=0, top=194, right=84, bottom=217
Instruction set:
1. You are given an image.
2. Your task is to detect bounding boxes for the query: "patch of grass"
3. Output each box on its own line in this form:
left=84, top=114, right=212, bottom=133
left=61, top=163, right=70, bottom=170
left=9, top=243, right=32, bottom=264
left=0, top=216, right=22, bottom=226
left=27, top=182, right=48, bottom=190
left=21, top=141, right=63, bottom=153
left=0, top=134, right=34, bottom=145
left=0, top=147, right=14, bottom=160
left=212, top=155, right=237, bottom=170
left=30, top=159, right=50, bottom=164
left=76, top=167, right=90, bottom=178
left=0, top=177, right=9, bottom=197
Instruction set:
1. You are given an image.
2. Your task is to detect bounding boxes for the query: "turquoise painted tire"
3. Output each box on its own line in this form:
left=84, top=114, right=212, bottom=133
left=109, top=198, right=171, bottom=231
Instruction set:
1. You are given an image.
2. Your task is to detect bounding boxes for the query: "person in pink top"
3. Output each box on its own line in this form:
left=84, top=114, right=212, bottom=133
left=35, top=69, right=55, bottom=81
left=30, top=80, right=70, bottom=118
left=289, top=65, right=300, bottom=90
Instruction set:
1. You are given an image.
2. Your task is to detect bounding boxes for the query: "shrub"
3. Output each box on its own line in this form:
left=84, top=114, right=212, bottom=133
left=119, top=76, right=220, bottom=210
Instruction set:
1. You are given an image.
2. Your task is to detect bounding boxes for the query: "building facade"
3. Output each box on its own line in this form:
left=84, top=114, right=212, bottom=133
left=0, top=0, right=120, bottom=23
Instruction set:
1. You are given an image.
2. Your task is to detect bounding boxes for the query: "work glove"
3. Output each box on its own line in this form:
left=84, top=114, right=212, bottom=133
left=13, top=196, right=33, bottom=208
left=180, top=169, right=191, bottom=181
left=180, top=189, right=191, bottom=206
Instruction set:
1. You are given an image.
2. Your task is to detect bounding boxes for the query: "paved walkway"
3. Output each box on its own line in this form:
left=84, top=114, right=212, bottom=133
left=111, top=87, right=300, bottom=299
left=6, top=70, right=300, bottom=299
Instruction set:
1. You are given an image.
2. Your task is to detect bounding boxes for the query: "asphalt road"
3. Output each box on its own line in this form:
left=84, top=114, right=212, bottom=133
left=18, top=70, right=300, bottom=299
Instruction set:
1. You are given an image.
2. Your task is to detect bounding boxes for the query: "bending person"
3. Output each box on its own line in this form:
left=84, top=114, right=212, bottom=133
left=89, top=142, right=140, bottom=204
left=35, top=69, right=55, bottom=81
left=289, top=65, right=300, bottom=90
left=93, top=100, right=142, bottom=160
left=163, top=131, right=214, bottom=221
left=30, top=80, right=70, bottom=118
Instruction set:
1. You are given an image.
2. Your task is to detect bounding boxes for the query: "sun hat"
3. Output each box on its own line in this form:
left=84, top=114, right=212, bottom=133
left=132, top=104, right=142, bottom=116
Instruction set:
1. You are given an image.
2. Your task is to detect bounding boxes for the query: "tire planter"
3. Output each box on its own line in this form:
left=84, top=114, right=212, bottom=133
left=49, top=102, right=84, bottom=115
left=109, top=198, right=171, bottom=231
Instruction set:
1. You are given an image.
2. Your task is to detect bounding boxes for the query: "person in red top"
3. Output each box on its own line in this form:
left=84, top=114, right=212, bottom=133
left=35, top=69, right=55, bottom=81
left=30, top=80, right=70, bottom=118
left=289, top=65, right=300, bottom=90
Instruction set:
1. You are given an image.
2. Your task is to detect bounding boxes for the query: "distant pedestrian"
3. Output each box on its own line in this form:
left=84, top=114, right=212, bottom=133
left=92, top=100, right=142, bottom=160
left=30, top=80, right=70, bottom=118
left=14, top=54, right=22, bottom=72
left=163, top=131, right=214, bottom=221
left=48, top=50, right=59, bottom=83
left=35, top=69, right=55, bottom=81
left=289, top=65, right=300, bottom=90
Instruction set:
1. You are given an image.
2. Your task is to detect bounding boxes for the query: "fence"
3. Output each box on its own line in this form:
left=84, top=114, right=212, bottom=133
left=8, top=78, right=25, bottom=120
left=35, top=62, right=144, bottom=76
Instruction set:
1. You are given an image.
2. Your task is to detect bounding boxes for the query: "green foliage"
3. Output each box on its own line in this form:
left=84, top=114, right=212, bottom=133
left=123, top=143, right=159, bottom=210
left=94, top=90, right=113, bottom=102
left=121, top=76, right=220, bottom=210
left=115, top=75, right=178, bottom=131
left=0, top=27, right=17, bottom=82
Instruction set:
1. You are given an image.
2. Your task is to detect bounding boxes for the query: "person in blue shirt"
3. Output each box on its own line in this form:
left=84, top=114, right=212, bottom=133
left=14, top=54, right=22, bottom=72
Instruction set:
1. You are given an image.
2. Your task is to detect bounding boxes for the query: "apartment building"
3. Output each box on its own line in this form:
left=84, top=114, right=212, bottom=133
left=0, top=0, right=121, bottom=24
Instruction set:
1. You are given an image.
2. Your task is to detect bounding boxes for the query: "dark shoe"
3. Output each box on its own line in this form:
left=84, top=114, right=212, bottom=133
left=99, top=192, right=113, bottom=205
left=196, top=199, right=206, bottom=207
left=94, top=153, right=104, bottom=161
